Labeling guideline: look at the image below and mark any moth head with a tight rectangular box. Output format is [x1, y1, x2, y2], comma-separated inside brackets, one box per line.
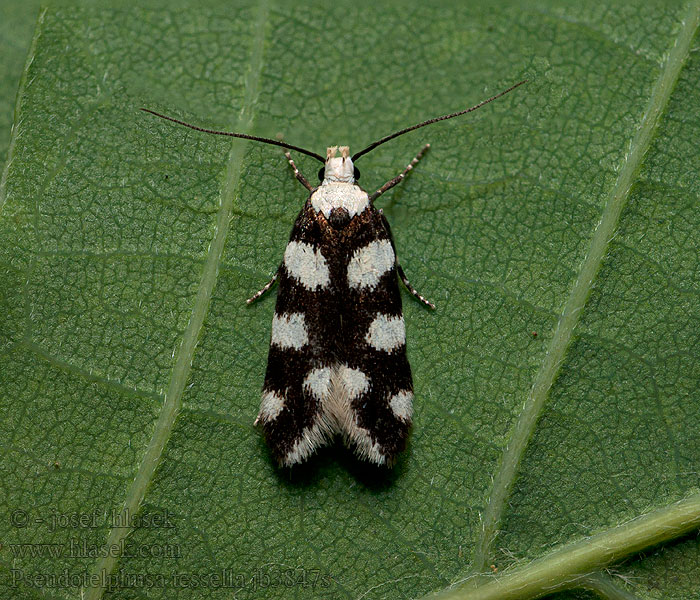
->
[319, 146, 360, 184]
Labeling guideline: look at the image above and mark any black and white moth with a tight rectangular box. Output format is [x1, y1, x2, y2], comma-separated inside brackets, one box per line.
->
[142, 80, 525, 467]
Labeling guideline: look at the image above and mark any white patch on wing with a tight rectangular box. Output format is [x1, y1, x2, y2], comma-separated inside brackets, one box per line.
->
[283, 418, 333, 466]
[257, 390, 285, 423]
[320, 364, 386, 464]
[389, 390, 413, 421]
[365, 314, 405, 352]
[324, 365, 367, 428]
[286, 363, 392, 466]
[347, 239, 395, 289]
[284, 366, 338, 466]
[284, 241, 330, 290]
[311, 183, 369, 219]
[271, 312, 308, 350]
[349, 435, 387, 465]
[335, 365, 369, 399]
[303, 367, 333, 401]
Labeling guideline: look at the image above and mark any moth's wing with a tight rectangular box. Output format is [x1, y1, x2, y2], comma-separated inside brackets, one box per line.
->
[255, 203, 339, 466]
[332, 206, 413, 466]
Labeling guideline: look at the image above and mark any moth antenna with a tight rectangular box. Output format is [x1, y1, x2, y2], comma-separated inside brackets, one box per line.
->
[351, 79, 527, 161]
[140, 108, 326, 163]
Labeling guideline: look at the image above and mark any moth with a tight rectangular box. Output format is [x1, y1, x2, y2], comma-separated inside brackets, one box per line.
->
[142, 80, 525, 467]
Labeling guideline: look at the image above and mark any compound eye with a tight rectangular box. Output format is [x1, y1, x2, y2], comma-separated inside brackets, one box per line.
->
[317, 167, 325, 182]
[353, 166, 361, 180]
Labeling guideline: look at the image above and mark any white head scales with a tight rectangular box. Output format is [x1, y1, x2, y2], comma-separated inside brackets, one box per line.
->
[322, 146, 355, 184]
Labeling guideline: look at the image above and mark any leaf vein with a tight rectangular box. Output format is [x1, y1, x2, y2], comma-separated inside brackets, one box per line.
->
[470, 0, 700, 578]
[81, 2, 271, 597]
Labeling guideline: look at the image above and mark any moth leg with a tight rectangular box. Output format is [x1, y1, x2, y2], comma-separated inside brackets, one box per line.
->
[369, 143, 430, 202]
[246, 270, 279, 305]
[379, 211, 436, 310]
[284, 151, 314, 191]
[397, 264, 436, 310]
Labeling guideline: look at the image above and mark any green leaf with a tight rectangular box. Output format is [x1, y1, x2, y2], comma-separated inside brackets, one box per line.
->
[1, 3, 699, 600]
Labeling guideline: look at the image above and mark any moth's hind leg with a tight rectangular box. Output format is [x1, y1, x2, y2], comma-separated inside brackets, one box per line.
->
[246, 270, 279, 305]
[378, 211, 436, 310]
[397, 264, 436, 310]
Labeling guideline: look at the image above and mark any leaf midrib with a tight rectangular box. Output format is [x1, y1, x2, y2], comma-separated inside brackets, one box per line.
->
[471, 0, 700, 580]
[437, 493, 700, 600]
[82, 2, 270, 598]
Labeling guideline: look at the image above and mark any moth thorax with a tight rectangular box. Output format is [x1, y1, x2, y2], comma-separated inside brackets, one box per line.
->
[323, 146, 354, 184]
